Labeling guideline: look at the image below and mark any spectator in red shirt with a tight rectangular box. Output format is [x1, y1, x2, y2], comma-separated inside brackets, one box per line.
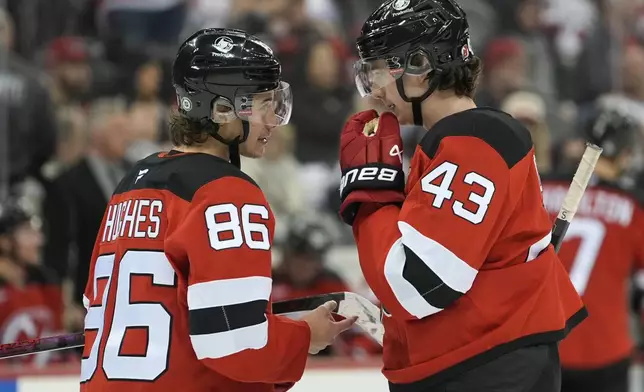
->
[0, 198, 69, 367]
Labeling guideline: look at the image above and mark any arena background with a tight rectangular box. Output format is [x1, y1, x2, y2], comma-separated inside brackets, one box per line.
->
[1, 0, 644, 390]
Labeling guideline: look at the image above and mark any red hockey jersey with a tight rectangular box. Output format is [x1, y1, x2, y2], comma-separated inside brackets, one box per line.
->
[0, 267, 65, 367]
[352, 108, 586, 390]
[542, 179, 644, 369]
[80, 151, 310, 392]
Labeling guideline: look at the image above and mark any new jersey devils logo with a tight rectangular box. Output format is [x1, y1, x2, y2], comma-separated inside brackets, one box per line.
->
[461, 44, 470, 60]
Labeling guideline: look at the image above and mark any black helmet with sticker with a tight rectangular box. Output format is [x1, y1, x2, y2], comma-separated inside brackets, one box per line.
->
[355, 0, 473, 125]
[284, 219, 334, 258]
[0, 199, 32, 237]
[585, 109, 639, 160]
[172, 28, 292, 167]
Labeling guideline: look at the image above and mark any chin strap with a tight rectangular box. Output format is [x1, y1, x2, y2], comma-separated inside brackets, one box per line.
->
[229, 143, 241, 168]
[395, 69, 443, 127]
[203, 119, 251, 169]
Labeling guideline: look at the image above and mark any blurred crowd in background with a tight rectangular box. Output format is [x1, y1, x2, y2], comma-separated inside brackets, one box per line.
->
[1, 0, 644, 365]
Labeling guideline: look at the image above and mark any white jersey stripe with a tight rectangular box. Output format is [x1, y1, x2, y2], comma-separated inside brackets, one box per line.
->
[187, 276, 272, 310]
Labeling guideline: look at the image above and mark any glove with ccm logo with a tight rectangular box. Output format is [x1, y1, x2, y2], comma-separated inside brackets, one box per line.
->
[339, 110, 405, 225]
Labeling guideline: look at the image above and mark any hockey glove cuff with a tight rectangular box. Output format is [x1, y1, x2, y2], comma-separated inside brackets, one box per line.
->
[339, 165, 405, 225]
[338, 110, 406, 226]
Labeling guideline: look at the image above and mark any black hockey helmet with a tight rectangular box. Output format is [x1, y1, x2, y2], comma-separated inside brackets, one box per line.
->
[284, 219, 334, 259]
[585, 109, 639, 160]
[355, 0, 473, 126]
[0, 199, 31, 236]
[172, 28, 293, 167]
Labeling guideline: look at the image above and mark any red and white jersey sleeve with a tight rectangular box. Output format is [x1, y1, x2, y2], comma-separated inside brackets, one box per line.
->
[166, 176, 310, 384]
[353, 110, 538, 321]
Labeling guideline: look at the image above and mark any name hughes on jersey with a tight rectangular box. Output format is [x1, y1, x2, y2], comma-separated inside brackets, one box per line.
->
[101, 199, 163, 243]
[542, 185, 634, 226]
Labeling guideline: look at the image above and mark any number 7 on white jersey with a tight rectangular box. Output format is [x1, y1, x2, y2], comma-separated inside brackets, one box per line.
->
[563, 217, 606, 296]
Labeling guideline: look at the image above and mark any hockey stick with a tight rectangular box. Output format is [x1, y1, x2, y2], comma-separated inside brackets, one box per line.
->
[0, 144, 602, 359]
[0, 293, 383, 359]
[549, 143, 603, 251]
[272, 291, 384, 345]
[0, 333, 85, 359]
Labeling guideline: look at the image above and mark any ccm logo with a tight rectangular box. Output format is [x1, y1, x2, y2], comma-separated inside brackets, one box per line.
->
[340, 167, 399, 195]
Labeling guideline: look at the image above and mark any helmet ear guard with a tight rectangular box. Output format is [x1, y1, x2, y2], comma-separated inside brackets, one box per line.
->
[405, 50, 433, 76]
[207, 96, 250, 168]
[394, 48, 443, 126]
[211, 98, 238, 125]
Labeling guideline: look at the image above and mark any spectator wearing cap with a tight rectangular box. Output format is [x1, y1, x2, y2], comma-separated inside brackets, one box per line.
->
[46, 36, 92, 108]
[475, 37, 528, 109]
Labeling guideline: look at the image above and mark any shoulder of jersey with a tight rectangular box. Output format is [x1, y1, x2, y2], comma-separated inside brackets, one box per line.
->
[114, 152, 259, 202]
[418, 107, 533, 168]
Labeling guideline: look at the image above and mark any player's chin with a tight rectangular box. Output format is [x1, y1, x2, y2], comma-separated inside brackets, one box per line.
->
[241, 143, 267, 159]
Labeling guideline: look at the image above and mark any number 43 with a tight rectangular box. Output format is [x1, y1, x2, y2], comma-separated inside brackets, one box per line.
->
[421, 161, 496, 224]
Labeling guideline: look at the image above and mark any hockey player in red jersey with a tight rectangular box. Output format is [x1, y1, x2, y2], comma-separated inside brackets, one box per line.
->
[0, 198, 66, 367]
[337, 1, 587, 391]
[541, 109, 644, 392]
[80, 28, 355, 392]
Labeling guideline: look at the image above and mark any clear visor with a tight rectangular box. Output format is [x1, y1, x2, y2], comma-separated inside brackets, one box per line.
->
[354, 53, 432, 97]
[354, 57, 403, 98]
[211, 81, 293, 126]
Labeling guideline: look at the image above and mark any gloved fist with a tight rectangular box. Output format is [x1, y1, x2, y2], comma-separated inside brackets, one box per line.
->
[339, 110, 405, 225]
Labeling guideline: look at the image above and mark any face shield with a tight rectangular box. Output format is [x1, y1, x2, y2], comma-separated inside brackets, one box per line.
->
[211, 81, 293, 126]
[354, 51, 433, 98]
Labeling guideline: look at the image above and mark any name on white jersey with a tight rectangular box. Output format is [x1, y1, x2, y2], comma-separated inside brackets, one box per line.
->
[101, 199, 163, 242]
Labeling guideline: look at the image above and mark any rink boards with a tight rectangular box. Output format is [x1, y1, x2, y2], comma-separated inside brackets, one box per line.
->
[0, 360, 389, 392]
[0, 360, 641, 392]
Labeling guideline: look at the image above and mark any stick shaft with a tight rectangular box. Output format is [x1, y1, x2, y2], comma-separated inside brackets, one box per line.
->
[550, 143, 603, 252]
[0, 295, 347, 359]
[0, 333, 84, 359]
